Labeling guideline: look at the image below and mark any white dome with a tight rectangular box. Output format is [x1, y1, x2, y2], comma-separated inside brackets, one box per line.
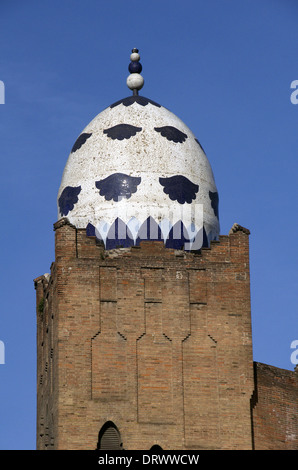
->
[57, 95, 219, 250]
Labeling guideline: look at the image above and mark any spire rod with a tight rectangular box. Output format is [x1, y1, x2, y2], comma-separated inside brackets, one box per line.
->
[126, 48, 144, 95]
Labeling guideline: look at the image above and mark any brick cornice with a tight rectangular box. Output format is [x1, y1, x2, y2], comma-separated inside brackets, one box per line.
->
[229, 223, 250, 236]
[53, 217, 76, 231]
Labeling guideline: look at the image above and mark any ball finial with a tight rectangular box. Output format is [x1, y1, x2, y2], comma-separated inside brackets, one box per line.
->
[127, 48, 144, 95]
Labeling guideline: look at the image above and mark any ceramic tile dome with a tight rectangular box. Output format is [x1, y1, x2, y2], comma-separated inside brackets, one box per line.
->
[57, 50, 219, 250]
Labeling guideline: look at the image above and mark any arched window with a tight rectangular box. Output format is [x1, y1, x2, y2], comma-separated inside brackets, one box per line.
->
[97, 421, 123, 450]
[150, 445, 163, 451]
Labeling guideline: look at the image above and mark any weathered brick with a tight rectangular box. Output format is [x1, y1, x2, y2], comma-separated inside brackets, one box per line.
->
[34, 219, 297, 450]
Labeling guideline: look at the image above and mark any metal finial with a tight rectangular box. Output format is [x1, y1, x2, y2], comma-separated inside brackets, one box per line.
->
[127, 48, 144, 96]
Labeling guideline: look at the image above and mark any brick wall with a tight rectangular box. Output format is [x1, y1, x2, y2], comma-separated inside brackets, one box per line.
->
[252, 362, 298, 449]
[35, 218, 256, 450]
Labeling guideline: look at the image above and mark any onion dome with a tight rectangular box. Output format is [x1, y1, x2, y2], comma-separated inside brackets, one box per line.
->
[57, 49, 219, 250]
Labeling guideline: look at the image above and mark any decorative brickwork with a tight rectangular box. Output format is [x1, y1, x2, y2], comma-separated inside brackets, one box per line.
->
[34, 218, 297, 450]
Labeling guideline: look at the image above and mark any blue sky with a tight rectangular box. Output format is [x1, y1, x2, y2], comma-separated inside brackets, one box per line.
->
[0, 0, 297, 450]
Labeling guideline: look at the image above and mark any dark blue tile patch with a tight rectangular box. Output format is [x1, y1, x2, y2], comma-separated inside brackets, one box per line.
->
[135, 217, 163, 245]
[103, 124, 142, 140]
[110, 96, 161, 109]
[88, 217, 207, 251]
[86, 223, 96, 237]
[71, 133, 92, 153]
[195, 138, 205, 153]
[105, 218, 134, 250]
[95, 173, 141, 202]
[159, 175, 199, 204]
[154, 126, 187, 143]
[165, 221, 191, 250]
[58, 186, 81, 217]
[209, 191, 219, 218]
[202, 226, 209, 248]
[186, 225, 209, 251]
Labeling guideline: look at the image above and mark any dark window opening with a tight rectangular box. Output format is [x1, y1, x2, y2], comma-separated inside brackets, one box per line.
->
[97, 421, 123, 450]
[150, 445, 163, 451]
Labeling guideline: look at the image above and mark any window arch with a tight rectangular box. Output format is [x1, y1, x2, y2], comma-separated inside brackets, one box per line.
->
[97, 421, 123, 450]
[150, 445, 163, 451]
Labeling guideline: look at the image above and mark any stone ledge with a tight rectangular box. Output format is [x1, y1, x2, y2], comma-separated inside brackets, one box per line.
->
[229, 223, 250, 236]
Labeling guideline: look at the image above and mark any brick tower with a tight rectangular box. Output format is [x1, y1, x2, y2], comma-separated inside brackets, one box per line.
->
[34, 50, 297, 450]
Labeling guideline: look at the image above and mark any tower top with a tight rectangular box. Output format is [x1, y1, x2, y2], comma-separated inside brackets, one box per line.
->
[57, 49, 220, 251]
[126, 48, 144, 96]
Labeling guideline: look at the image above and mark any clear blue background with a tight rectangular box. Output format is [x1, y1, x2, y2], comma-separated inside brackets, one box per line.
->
[0, 0, 297, 450]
